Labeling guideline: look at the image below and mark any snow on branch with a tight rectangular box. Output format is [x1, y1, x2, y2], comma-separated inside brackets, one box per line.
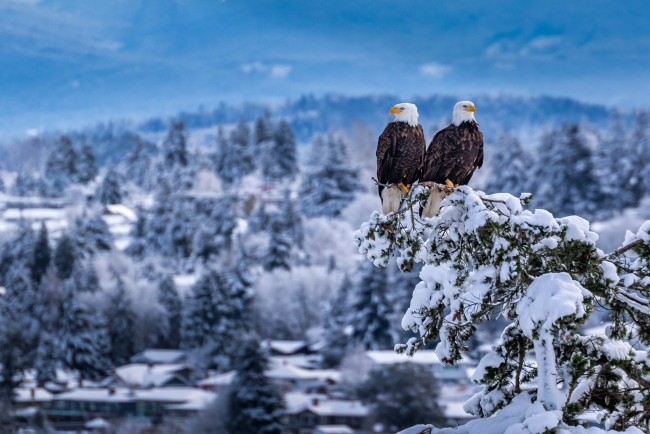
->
[355, 184, 650, 433]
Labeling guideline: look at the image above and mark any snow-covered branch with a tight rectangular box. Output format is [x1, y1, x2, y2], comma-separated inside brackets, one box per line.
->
[355, 186, 650, 433]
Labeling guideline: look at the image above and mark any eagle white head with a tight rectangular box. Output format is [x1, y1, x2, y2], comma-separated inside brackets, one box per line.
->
[389, 103, 419, 127]
[452, 101, 476, 126]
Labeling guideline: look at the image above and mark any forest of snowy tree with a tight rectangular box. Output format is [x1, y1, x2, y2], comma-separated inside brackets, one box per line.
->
[0, 94, 649, 432]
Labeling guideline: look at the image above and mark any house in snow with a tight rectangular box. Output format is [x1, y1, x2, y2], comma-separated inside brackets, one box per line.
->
[41, 387, 216, 430]
[102, 363, 194, 389]
[283, 392, 368, 434]
[130, 349, 187, 365]
[362, 350, 474, 385]
[263, 339, 313, 356]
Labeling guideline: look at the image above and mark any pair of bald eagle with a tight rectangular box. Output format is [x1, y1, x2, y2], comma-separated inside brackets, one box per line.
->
[376, 101, 483, 218]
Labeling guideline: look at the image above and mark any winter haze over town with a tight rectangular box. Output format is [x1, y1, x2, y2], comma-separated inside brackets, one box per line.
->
[0, 1, 649, 433]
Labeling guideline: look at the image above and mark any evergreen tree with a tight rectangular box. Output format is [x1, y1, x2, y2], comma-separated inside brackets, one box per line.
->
[532, 124, 601, 218]
[76, 144, 98, 184]
[263, 220, 292, 272]
[484, 131, 533, 194]
[125, 136, 154, 188]
[11, 172, 35, 196]
[182, 270, 251, 368]
[594, 113, 639, 211]
[163, 120, 189, 168]
[71, 261, 100, 293]
[97, 167, 123, 205]
[105, 278, 136, 366]
[355, 363, 445, 432]
[74, 215, 113, 255]
[0, 224, 34, 286]
[356, 184, 650, 431]
[193, 198, 237, 261]
[253, 111, 274, 155]
[157, 274, 182, 349]
[45, 135, 78, 195]
[227, 337, 285, 434]
[31, 223, 51, 285]
[215, 121, 255, 184]
[34, 335, 58, 387]
[54, 234, 76, 280]
[248, 201, 271, 233]
[60, 282, 109, 381]
[0, 176, 4, 193]
[320, 274, 352, 368]
[631, 110, 650, 197]
[0, 267, 38, 400]
[349, 263, 394, 350]
[275, 189, 304, 248]
[300, 134, 361, 217]
[262, 119, 297, 181]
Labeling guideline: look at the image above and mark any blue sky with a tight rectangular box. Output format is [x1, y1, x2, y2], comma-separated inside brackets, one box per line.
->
[1, 0, 649, 135]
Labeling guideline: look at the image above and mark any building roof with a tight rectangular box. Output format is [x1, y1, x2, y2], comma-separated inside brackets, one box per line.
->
[262, 339, 309, 355]
[113, 363, 191, 388]
[130, 349, 187, 364]
[365, 350, 442, 365]
[15, 387, 53, 402]
[197, 371, 236, 387]
[313, 425, 355, 434]
[284, 394, 368, 418]
[53, 387, 216, 407]
[266, 365, 341, 383]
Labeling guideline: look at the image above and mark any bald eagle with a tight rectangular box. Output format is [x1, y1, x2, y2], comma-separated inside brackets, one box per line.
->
[376, 103, 426, 214]
[420, 101, 484, 218]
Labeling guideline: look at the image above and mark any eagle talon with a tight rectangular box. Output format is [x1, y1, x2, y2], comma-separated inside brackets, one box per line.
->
[398, 182, 410, 193]
[445, 179, 455, 188]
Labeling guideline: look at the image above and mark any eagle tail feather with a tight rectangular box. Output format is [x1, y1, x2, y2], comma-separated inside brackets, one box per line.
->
[381, 187, 404, 215]
[421, 188, 446, 218]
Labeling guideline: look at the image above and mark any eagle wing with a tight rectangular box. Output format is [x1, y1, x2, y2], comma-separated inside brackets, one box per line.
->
[422, 123, 483, 185]
[376, 125, 397, 197]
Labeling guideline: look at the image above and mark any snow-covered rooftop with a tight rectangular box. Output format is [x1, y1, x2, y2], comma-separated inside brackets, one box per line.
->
[113, 363, 191, 388]
[197, 371, 236, 387]
[131, 349, 187, 364]
[365, 350, 441, 365]
[266, 365, 341, 382]
[314, 425, 355, 434]
[15, 387, 53, 402]
[262, 339, 309, 355]
[284, 393, 368, 417]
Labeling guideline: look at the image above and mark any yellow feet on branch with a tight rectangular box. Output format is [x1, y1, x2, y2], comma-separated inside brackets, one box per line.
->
[398, 182, 410, 193]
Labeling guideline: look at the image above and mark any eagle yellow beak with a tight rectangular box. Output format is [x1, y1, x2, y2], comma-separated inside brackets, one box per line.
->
[389, 106, 402, 114]
[466, 105, 476, 113]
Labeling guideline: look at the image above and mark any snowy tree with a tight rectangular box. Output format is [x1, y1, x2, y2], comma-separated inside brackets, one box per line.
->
[320, 274, 352, 368]
[631, 110, 650, 197]
[74, 215, 113, 256]
[349, 263, 395, 350]
[163, 120, 189, 169]
[124, 136, 154, 188]
[105, 277, 136, 366]
[31, 223, 51, 285]
[60, 282, 109, 381]
[484, 131, 533, 195]
[11, 172, 40, 196]
[355, 363, 445, 432]
[97, 167, 123, 205]
[53, 234, 76, 280]
[300, 133, 361, 218]
[355, 183, 650, 432]
[0, 223, 34, 286]
[45, 135, 77, 195]
[253, 111, 274, 156]
[34, 334, 58, 387]
[0, 267, 38, 400]
[76, 143, 98, 184]
[275, 189, 305, 248]
[532, 124, 601, 219]
[182, 270, 252, 368]
[263, 220, 292, 272]
[227, 337, 285, 434]
[262, 119, 297, 181]
[215, 121, 255, 184]
[192, 198, 237, 261]
[0, 176, 4, 193]
[157, 274, 182, 349]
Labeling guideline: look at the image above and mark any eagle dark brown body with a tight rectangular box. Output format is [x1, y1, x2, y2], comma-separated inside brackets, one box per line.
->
[376, 122, 426, 198]
[421, 120, 484, 186]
